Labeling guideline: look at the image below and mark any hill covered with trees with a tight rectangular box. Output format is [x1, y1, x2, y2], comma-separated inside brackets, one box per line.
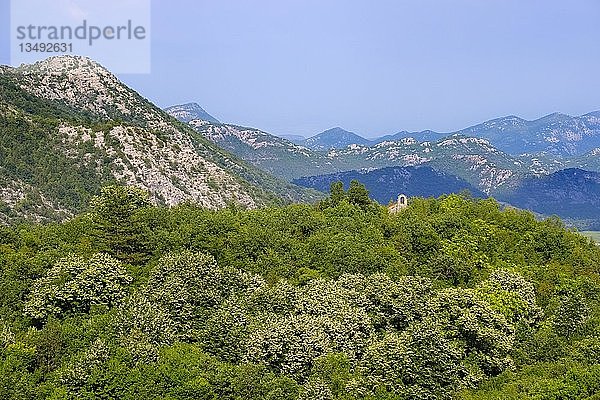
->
[1, 184, 600, 399]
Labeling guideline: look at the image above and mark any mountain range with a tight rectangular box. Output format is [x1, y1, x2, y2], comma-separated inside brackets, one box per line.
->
[166, 102, 600, 227]
[299, 112, 600, 157]
[170, 110, 537, 194]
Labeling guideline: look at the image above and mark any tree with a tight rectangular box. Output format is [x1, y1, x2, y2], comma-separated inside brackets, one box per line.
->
[23, 253, 132, 321]
[144, 250, 262, 339]
[329, 181, 346, 207]
[356, 325, 467, 399]
[89, 185, 152, 264]
[347, 180, 372, 210]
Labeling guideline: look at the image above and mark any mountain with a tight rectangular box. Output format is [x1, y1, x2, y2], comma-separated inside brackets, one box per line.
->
[566, 147, 600, 173]
[178, 120, 353, 180]
[499, 168, 600, 226]
[0, 56, 317, 223]
[376, 112, 600, 157]
[457, 112, 600, 157]
[303, 127, 372, 150]
[172, 112, 529, 193]
[293, 165, 486, 204]
[166, 104, 600, 206]
[163, 103, 220, 123]
[294, 165, 600, 228]
[324, 135, 531, 194]
[375, 129, 444, 144]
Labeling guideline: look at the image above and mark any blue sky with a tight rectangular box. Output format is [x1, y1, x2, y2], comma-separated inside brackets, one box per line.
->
[2, 0, 600, 138]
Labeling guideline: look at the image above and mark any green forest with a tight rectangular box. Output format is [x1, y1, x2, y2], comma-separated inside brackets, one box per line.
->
[1, 183, 600, 399]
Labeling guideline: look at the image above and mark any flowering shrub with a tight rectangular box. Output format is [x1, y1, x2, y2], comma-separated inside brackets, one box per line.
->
[24, 253, 132, 320]
[144, 250, 261, 339]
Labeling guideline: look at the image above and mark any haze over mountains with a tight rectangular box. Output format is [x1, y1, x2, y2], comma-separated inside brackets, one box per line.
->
[163, 100, 600, 159]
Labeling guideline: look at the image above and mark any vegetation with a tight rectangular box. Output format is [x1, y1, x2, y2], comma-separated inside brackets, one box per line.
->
[1, 183, 600, 399]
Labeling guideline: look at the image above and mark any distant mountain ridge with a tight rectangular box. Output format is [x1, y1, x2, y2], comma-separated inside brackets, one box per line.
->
[162, 102, 600, 228]
[293, 166, 485, 204]
[166, 100, 600, 162]
[303, 127, 372, 150]
[170, 108, 531, 193]
[499, 168, 600, 227]
[299, 112, 600, 157]
[455, 112, 600, 157]
[380, 112, 600, 157]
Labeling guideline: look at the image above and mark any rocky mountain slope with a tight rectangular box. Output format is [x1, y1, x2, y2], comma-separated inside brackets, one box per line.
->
[174, 118, 530, 193]
[297, 111, 600, 158]
[163, 102, 220, 123]
[457, 112, 600, 157]
[0, 56, 317, 223]
[163, 102, 600, 227]
[171, 107, 533, 195]
[324, 135, 530, 194]
[170, 119, 354, 180]
[566, 147, 600, 172]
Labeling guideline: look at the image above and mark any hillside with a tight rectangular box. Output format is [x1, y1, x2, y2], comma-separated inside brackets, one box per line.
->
[293, 112, 600, 158]
[165, 106, 600, 226]
[293, 165, 486, 204]
[1, 188, 600, 399]
[0, 56, 318, 223]
[566, 147, 600, 173]
[326, 135, 529, 194]
[171, 110, 532, 195]
[166, 116, 354, 180]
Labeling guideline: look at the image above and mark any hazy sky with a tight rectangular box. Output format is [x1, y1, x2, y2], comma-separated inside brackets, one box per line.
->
[2, 0, 600, 138]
